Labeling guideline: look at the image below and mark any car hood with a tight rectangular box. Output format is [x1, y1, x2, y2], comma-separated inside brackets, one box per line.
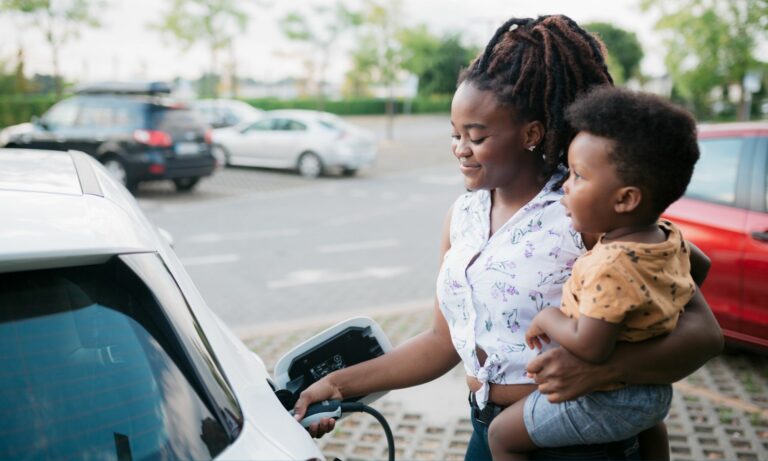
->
[0, 122, 34, 146]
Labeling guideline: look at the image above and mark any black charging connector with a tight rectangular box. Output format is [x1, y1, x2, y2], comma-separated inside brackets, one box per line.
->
[293, 400, 395, 461]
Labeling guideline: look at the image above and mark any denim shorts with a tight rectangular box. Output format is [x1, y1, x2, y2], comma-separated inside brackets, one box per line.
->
[523, 384, 672, 447]
[466, 409, 640, 461]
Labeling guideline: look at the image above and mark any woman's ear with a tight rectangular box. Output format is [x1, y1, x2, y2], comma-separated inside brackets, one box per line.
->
[614, 186, 643, 214]
[524, 120, 545, 149]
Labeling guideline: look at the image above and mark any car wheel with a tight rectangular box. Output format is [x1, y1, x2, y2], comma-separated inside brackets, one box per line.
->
[102, 156, 136, 191]
[212, 144, 229, 167]
[297, 152, 323, 178]
[174, 177, 200, 192]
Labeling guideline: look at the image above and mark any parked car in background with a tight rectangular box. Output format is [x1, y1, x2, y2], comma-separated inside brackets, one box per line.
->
[0, 148, 324, 460]
[4, 82, 216, 193]
[212, 109, 377, 178]
[191, 99, 265, 129]
[663, 121, 768, 352]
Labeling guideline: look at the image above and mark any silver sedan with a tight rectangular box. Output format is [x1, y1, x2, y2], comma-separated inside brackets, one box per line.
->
[212, 109, 377, 178]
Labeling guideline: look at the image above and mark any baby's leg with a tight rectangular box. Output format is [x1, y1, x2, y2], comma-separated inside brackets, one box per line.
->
[639, 422, 669, 461]
[488, 398, 535, 461]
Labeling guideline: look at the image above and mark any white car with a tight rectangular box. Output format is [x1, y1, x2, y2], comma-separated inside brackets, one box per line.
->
[0, 148, 324, 460]
[212, 110, 377, 178]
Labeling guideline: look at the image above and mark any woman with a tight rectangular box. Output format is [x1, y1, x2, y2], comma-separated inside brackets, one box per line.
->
[293, 15, 723, 460]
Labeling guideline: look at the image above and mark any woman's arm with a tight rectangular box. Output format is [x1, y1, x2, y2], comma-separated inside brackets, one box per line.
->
[293, 206, 461, 436]
[526, 289, 723, 402]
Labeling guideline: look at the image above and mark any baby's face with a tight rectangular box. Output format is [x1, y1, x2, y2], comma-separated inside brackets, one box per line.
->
[561, 131, 626, 234]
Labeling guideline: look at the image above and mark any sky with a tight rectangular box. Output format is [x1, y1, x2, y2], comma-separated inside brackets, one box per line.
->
[0, 0, 667, 85]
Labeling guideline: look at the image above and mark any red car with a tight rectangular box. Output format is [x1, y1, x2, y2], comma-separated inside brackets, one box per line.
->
[663, 121, 768, 351]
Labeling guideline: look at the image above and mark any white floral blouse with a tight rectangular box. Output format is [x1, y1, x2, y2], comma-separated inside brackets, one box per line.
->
[436, 173, 585, 408]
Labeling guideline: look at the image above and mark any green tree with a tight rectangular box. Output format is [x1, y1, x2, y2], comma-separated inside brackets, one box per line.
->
[584, 22, 644, 84]
[153, 0, 251, 97]
[641, 0, 767, 119]
[280, 1, 363, 109]
[344, 0, 403, 138]
[0, 0, 103, 97]
[398, 25, 476, 95]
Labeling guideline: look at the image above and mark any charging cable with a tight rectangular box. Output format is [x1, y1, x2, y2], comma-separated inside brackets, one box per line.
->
[295, 400, 395, 461]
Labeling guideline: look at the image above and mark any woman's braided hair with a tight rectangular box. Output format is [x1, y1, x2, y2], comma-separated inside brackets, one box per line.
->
[459, 15, 613, 177]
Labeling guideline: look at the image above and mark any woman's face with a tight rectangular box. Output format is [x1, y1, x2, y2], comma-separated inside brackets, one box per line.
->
[450, 82, 536, 191]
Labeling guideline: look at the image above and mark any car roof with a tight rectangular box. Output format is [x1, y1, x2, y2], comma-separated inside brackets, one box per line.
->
[698, 121, 768, 138]
[0, 148, 158, 272]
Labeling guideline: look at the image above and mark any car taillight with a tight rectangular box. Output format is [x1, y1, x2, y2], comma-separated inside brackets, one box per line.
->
[133, 129, 173, 147]
[204, 129, 213, 144]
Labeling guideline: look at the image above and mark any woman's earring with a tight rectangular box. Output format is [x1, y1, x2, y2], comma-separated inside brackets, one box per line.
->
[527, 145, 536, 152]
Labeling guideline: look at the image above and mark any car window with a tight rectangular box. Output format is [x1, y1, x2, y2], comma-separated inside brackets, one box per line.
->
[0, 255, 241, 460]
[273, 119, 306, 131]
[73, 98, 144, 130]
[245, 118, 275, 132]
[686, 137, 743, 205]
[43, 99, 79, 130]
[152, 108, 206, 134]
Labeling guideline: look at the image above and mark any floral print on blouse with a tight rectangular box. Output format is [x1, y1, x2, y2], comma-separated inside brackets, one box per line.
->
[436, 172, 585, 408]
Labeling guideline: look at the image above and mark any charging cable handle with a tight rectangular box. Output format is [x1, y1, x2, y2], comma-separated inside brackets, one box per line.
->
[296, 400, 396, 461]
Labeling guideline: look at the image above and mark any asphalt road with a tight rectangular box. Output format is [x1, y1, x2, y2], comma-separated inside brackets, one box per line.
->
[138, 114, 465, 329]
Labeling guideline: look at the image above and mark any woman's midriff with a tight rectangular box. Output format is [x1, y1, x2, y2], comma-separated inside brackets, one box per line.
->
[466, 376, 537, 406]
[470, 346, 537, 406]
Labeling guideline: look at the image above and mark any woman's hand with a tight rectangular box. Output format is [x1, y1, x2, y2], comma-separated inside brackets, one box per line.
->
[525, 346, 617, 403]
[292, 377, 343, 438]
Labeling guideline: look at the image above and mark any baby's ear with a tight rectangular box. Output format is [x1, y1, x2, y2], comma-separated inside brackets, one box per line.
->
[614, 186, 643, 214]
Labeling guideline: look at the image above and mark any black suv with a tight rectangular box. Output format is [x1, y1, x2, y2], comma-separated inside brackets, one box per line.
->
[6, 82, 215, 192]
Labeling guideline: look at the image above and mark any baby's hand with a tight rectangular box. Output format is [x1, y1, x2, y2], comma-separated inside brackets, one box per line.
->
[525, 318, 550, 351]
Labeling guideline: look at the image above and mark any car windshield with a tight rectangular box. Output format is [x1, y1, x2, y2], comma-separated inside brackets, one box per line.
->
[0, 254, 241, 461]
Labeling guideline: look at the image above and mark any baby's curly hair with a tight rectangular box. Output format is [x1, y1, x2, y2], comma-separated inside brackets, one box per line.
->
[566, 87, 699, 214]
[459, 15, 614, 178]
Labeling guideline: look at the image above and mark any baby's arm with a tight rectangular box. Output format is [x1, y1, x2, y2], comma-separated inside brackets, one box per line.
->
[688, 241, 710, 286]
[526, 309, 621, 363]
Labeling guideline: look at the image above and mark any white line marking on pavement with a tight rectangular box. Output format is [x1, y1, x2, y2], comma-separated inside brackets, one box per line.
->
[184, 229, 300, 243]
[267, 265, 411, 289]
[181, 254, 241, 266]
[317, 239, 399, 254]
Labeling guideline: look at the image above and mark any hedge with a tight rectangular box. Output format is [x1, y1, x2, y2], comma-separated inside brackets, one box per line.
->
[0, 94, 452, 129]
[243, 95, 452, 115]
[0, 95, 60, 128]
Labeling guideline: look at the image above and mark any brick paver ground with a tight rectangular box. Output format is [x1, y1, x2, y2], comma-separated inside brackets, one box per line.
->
[244, 306, 768, 461]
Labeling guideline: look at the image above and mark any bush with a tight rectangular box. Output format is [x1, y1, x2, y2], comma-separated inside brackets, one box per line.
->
[0, 95, 59, 128]
[243, 95, 451, 115]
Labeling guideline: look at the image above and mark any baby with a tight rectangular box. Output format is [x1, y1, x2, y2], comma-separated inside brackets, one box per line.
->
[488, 86, 702, 460]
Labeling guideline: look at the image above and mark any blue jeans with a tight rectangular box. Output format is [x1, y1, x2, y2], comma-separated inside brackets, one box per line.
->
[465, 409, 641, 461]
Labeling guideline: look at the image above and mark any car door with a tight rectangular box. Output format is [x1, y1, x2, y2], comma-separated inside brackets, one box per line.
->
[271, 118, 309, 167]
[228, 118, 276, 165]
[664, 135, 750, 336]
[741, 136, 768, 348]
